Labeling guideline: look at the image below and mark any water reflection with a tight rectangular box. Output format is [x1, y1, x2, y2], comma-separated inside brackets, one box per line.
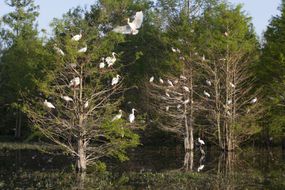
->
[0, 145, 284, 189]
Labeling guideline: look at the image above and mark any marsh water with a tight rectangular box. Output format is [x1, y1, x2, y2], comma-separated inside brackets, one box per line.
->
[0, 144, 284, 189]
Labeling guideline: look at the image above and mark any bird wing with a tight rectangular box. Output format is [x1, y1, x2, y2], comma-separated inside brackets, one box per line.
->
[112, 25, 132, 34]
[132, 11, 143, 29]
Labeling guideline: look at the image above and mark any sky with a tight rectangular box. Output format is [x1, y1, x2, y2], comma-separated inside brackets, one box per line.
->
[0, 0, 281, 37]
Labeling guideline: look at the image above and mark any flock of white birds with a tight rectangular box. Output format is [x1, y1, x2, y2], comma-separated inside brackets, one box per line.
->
[45, 11, 145, 124]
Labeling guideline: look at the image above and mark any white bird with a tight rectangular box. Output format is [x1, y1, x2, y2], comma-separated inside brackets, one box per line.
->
[227, 99, 232, 104]
[167, 79, 174, 87]
[224, 31, 229, 37]
[99, 58, 105, 69]
[159, 78, 164, 84]
[198, 137, 205, 145]
[197, 164, 205, 172]
[44, 99, 55, 109]
[202, 55, 206, 61]
[129, 108, 136, 123]
[171, 47, 177, 52]
[183, 86, 190, 92]
[206, 79, 211, 86]
[203, 90, 210, 98]
[71, 32, 82, 41]
[176, 48, 181, 53]
[250, 97, 257, 104]
[61, 96, 73, 102]
[180, 75, 187, 80]
[229, 82, 235, 88]
[78, 45, 87, 53]
[173, 79, 179, 84]
[106, 52, 117, 67]
[70, 63, 77, 68]
[84, 101, 89, 108]
[165, 89, 170, 98]
[113, 11, 144, 35]
[166, 106, 169, 111]
[54, 44, 65, 56]
[111, 74, 120, 86]
[149, 76, 154, 83]
[183, 99, 190, 104]
[112, 109, 123, 121]
[177, 104, 182, 109]
[69, 77, 80, 87]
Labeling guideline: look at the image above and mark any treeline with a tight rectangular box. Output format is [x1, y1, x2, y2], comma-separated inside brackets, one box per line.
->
[0, 0, 284, 151]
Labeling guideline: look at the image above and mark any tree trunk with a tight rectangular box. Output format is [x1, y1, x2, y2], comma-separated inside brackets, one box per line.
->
[77, 138, 87, 172]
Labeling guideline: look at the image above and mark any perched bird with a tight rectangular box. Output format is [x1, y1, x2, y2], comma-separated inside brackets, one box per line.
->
[149, 76, 154, 83]
[250, 97, 257, 104]
[166, 106, 169, 111]
[54, 44, 65, 56]
[78, 45, 87, 53]
[71, 32, 82, 41]
[99, 58, 105, 69]
[202, 55, 206, 61]
[129, 108, 136, 123]
[197, 164, 205, 172]
[183, 86, 190, 92]
[106, 52, 117, 67]
[167, 79, 174, 87]
[165, 89, 170, 98]
[159, 78, 164, 84]
[203, 90, 211, 98]
[84, 101, 89, 108]
[61, 96, 73, 102]
[227, 99, 232, 104]
[44, 100, 55, 109]
[69, 77, 80, 87]
[206, 79, 211, 86]
[227, 111, 231, 116]
[70, 63, 77, 68]
[113, 11, 144, 35]
[177, 104, 182, 109]
[112, 110, 123, 121]
[224, 31, 229, 37]
[180, 75, 187, 80]
[171, 47, 177, 52]
[173, 79, 179, 84]
[198, 137, 205, 145]
[111, 74, 120, 86]
[183, 99, 190, 104]
[229, 82, 235, 88]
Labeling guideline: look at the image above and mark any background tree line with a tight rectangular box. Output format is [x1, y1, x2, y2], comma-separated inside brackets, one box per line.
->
[0, 0, 284, 166]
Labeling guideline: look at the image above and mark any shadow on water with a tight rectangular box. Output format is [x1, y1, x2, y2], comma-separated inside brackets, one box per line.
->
[0, 145, 284, 189]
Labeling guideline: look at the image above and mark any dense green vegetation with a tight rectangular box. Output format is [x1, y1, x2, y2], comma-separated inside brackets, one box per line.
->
[0, 0, 284, 171]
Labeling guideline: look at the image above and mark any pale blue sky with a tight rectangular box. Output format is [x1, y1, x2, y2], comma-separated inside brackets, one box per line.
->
[0, 0, 281, 37]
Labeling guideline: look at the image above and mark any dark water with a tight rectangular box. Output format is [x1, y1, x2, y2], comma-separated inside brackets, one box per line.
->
[0, 144, 284, 189]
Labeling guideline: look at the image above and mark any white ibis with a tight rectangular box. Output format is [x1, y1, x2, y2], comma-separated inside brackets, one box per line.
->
[99, 58, 105, 69]
[183, 86, 190, 92]
[84, 101, 89, 108]
[113, 11, 143, 35]
[183, 99, 190, 104]
[149, 76, 154, 83]
[129, 108, 136, 123]
[202, 55, 206, 61]
[203, 90, 210, 98]
[197, 164, 205, 172]
[229, 82, 235, 88]
[206, 79, 211, 86]
[44, 100, 55, 109]
[69, 77, 80, 87]
[227, 99, 232, 104]
[165, 89, 170, 98]
[78, 45, 87, 53]
[112, 110, 123, 121]
[159, 78, 164, 84]
[180, 75, 187, 80]
[198, 137, 205, 145]
[177, 104, 182, 109]
[166, 106, 169, 111]
[173, 79, 179, 84]
[54, 44, 65, 56]
[71, 32, 82, 41]
[171, 47, 177, 52]
[106, 52, 117, 67]
[167, 79, 174, 87]
[61, 96, 73, 102]
[224, 31, 229, 37]
[111, 74, 120, 86]
[250, 97, 257, 104]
